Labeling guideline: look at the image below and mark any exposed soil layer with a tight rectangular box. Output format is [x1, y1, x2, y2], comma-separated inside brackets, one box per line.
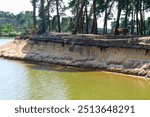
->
[1, 34, 150, 78]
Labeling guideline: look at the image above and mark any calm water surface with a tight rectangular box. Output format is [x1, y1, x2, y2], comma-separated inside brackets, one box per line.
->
[0, 38, 14, 46]
[0, 38, 150, 100]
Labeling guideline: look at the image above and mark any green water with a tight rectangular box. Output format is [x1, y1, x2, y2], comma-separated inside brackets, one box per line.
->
[0, 39, 150, 100]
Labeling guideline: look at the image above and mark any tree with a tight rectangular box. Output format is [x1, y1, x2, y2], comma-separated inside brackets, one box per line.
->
[56, 0, 61, 32]
[61, 17, 74, 32]
[124, 0, 130, 29]
[45, 0, 53, 31]
[85, 1, 89, 34]
[45, 0, 65, 32]
[28, 0, 150, 35]
[103, 0, 115, 34]
[16, 11, 33, 31]
[0, 27, 2, 35]
[72, 0, 86, 34]
[145, 17, 150, 35]
[130, 4, 135, 34]
[2, 23, 14, 35]
[114, 0, 123, 35]
[38, 0, 46, 33]
[91, 0, 98, 34]
[31, 0, 38, 29]
[51, 15, 57, 31]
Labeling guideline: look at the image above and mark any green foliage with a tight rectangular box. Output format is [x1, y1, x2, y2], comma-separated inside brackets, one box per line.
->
[0, 11, 33, 36]
[1, 0, 150, 35]
[145, 17, 150, 35]
[2, 23, 14, 34]
[97, 0, 105, 13]
[120, 18, 128, 28]
[0, 11, 16, 19]
[61, 17, 74, 32]
[30, 0, 38, 4]
[16, 11, 32, 32]
[0, 26, 2, 35]
[111, 20, 116, 30]
[68, 0, 77, 15]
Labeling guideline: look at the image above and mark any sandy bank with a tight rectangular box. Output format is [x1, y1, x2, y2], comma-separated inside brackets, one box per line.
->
[0, 34, 150, 78]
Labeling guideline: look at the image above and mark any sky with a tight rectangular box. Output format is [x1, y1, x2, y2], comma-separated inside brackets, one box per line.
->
[0, 0, 32, 14]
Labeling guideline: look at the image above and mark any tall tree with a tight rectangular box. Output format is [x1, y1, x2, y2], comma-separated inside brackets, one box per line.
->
[131, 7, 135, 34]
[91, 0, 98, 34]
[139, 0, 145, 35]
[16, 11, 33, 31]
[31, 0, 38, 29]
[85, 1, 89, 34]
[72, 0, 86, 34]
[56, 0, 61, 32]
[103, 0, 114, 34]
[46, 0, 51, 31]
[124, 0, 130, 29]
[135, 0, 140, 35]
[39, 0, 46, 33]
[114, 0, 123, 35]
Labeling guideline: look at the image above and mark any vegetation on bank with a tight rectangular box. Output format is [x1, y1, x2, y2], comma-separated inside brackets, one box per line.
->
[0, 11, 32, 37]
[1, 0, 150, 36]
[30, 0, 150, 35]
[0, 23, 20, 37]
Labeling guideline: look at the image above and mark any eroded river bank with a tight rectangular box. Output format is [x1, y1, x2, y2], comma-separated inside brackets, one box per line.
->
[0, 34, 150, 78]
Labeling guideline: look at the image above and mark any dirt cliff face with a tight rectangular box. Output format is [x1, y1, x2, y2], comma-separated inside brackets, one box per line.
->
[0, 34, 150, 78]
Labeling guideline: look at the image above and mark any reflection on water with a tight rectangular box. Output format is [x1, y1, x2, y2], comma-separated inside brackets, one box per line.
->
[0, 38, 150, 100]
[0, 59, 69, 100]
[0, 59, 29, 99]
[27, 65, 69, 100]
[0, 58, 150, 100]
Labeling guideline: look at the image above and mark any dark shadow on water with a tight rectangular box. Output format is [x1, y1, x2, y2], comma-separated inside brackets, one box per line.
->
[0, 58, 97, 73]
[25, 61, 97, 73]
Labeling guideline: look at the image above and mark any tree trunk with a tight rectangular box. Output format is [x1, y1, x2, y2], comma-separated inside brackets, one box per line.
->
[78, 8, 83, 33]
[85, 3, 89, 34]
[47, 9, 51, 32]
[139, 9, 143, 35]
[142, 3, 146, 35]
[91, 0, 97, 34]
[76, 0, 80, 33]
[124, 1, 129, 28]
[40, 0, 46, 33]
[136, 11, 139, 35]
[103, 8, 108, 34]
[72, 0, 86, 34]
[139, 0, 144, 35]
[103, 1, 114, 34]
[131, 9, 135, 34]
[136, 1, 139, 35]
[56, 0, 61, 32]
[114, 1, 122, 35]
[33, 0, 36, 29]
[46, 0, 51, 31]
[81, 13, 84, 34]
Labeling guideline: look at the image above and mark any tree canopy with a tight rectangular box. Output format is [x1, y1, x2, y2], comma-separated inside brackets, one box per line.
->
[1, 0, 150, 35]
[30, 0, 150, 35]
